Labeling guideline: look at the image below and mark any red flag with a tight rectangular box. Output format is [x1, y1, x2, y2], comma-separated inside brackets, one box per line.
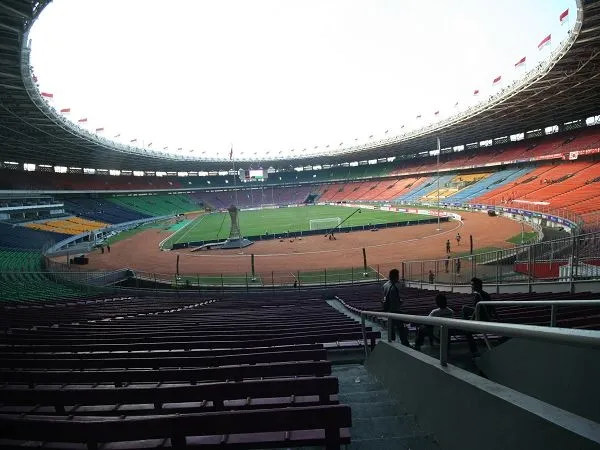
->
[473, 89, 480, 96]
[60, 108, 70, 113]
[559, 9, 569, 24]
[95, 127, 104, 132]
[492, 75, 502, 85]
[41, 92, 53, 98]
[538, 34, 551, 50]
[514, 56, 526, 68]
[77, 118, 87, 123]
[229, 145, 233, 160]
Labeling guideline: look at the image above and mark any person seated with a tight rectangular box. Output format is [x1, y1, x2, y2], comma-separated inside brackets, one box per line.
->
[414, 293, 454, 351]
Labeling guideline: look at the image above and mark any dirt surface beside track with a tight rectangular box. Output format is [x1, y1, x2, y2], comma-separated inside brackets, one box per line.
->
[67, 211, 530, 279]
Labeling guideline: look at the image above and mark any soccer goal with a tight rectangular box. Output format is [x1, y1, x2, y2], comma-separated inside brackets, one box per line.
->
[309, 217, 342, 231]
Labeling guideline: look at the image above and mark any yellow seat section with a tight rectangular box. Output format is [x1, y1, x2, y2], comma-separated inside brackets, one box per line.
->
[24, 217, 109, 235]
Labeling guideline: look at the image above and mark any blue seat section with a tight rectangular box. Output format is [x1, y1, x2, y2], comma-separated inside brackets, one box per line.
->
[63, 199, 150, 224]
[0, 223, 70, 250]
[445, 167, 533, 204]
[396, 175, 454, 203]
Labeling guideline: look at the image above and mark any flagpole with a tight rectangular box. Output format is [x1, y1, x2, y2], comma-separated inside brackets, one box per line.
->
[436, 137, 441, 231]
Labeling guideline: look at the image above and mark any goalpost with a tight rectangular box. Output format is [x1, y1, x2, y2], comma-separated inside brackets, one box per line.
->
[309, 217, 342, 231]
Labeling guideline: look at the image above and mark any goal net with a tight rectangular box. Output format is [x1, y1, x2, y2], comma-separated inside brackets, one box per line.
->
[309, 217, 342, 231]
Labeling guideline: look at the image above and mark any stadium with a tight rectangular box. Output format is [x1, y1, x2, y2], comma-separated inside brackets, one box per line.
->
[0, 0, 599, 449]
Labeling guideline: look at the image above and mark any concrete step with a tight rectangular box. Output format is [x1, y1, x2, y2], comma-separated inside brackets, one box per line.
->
[353, 414, 421, 439]
[350, 435, 440, 450]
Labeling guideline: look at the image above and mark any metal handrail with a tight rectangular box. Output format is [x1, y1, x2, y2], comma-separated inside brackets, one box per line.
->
[341, 300, 600, 367]
[476, 300, 600, 328]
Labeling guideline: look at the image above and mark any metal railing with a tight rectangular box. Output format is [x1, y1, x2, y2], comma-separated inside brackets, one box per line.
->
[340, 301, 600, 367]
[476, 300, 600, 328]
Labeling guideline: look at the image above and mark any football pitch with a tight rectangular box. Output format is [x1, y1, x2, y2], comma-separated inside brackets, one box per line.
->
[164, 205, 431, 247]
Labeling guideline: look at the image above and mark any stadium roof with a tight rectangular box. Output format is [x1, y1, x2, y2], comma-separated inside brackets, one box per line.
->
[0, 0, 599, 172]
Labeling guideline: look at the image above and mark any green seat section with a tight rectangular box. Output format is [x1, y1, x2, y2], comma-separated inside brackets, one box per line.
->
[109, 194, 199, 217]
[0, 248, 92, 303]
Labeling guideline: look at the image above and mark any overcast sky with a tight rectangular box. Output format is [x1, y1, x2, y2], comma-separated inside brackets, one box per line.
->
[29, 0, 575, 161]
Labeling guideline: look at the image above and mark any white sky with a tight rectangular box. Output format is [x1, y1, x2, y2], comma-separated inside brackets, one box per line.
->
[29, 0, 575, 161]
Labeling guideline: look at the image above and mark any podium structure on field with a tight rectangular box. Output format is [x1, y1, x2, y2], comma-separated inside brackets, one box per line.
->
[221, 205, 253, 249]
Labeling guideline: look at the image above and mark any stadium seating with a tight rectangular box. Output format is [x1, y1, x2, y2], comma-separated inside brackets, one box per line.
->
[0, 248, 92, 302]
[109, 193, 199, 216]
[62, 198, 150, 224]
[24, 217, 109, 235]
[0, 295, 376, 449]
[0, 223, 69, 250]
[446, 167, 531, 203]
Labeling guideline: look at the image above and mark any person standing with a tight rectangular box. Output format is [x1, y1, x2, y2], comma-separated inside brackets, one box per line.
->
[382, 268, 410, 346]
[446, 239, 451, 254]
[444, 255, 450, 273]
[456, 233, 461, 246]
[428, 270, 435, 284]
[462, 277, 495, 356]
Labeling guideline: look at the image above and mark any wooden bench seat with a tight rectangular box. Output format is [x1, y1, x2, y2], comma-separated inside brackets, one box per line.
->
[2, 325, 372, 343]
[0, 405, 352, 450]
[0, 376, 339, 415]
[0, 348, 327, 369]
[0, 360, 332, 387]
[0, 343, 323, 358]
[0, 331, 380, 353]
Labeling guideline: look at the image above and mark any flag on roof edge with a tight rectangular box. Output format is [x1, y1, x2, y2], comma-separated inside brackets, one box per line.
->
[559, 9, 569, 24]
[229, 145, 233, 160]
[95, 127, 104, 132]
[538, 34, 551, 50]
[130, 139, 137, 143]
[41, 92, 53, 98]
[77, 118, 87, 123]
[434, 111, 439, 115]
[492, 75, 502, 85]
[416, 115, 421, 119]
[114, 134, 120, 138]
[455, 101, 459, 106]
[514, 56, 526, 68]
[60, 108, 70, 113]
[473, 90, 479, 95]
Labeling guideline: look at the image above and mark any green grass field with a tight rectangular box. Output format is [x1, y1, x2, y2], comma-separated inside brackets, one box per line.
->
[163, 205, 431, 248]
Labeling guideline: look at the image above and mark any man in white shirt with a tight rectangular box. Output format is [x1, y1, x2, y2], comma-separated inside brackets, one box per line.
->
[414, 293, 454, 350]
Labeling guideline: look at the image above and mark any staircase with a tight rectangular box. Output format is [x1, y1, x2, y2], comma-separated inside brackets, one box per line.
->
[335, 364, 440, 449]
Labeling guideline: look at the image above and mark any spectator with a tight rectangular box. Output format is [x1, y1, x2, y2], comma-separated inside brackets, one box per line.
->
[428, 270, 435, 284]
[106, 244, 111, 253]
[414, 293, 454, 351]
[382, 268, 410, 347]
[444, 255, 450, 273]
[462, 277, 496, 356]
[455, 258, 461, 275]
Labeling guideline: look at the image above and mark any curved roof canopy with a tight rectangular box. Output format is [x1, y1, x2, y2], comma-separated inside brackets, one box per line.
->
[0, 0, 599, 172]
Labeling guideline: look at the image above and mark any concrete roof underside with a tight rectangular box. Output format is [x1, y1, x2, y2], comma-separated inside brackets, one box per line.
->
[0, 0, 599, 172]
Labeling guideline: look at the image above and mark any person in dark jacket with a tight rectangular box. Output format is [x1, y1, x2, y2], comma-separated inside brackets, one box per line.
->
[462, 277, 495, 355]
[382, 268, 410, 346]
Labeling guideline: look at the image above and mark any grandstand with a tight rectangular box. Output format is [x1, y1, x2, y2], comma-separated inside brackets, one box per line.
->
[0, 0, 599, 449]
